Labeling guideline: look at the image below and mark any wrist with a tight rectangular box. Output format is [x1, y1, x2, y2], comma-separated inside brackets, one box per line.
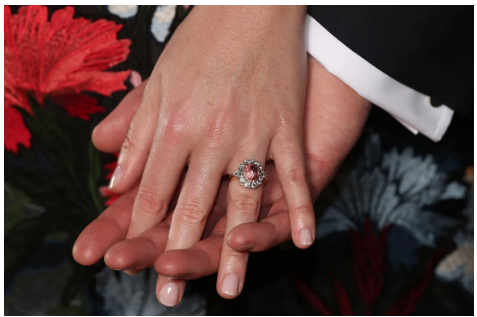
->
[193, 5, 307, 33]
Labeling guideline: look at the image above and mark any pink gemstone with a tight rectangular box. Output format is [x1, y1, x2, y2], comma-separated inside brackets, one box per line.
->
[244, 164, 259, 181]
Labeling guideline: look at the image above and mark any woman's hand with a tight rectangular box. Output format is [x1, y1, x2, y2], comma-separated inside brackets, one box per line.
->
[105, 6, 314, 304]
[75, 55, 371, 306]
[78, 80, 287, 273]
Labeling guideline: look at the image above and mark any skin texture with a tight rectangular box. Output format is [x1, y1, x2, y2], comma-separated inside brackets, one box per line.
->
[73, 56, 371, 306]
[104, 6, 317, 304]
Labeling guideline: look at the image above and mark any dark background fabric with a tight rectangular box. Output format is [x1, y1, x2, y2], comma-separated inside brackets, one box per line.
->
[308, 5, 474, 115]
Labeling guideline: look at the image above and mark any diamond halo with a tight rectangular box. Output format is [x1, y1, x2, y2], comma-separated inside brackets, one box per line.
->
[232, 159, 267, 189]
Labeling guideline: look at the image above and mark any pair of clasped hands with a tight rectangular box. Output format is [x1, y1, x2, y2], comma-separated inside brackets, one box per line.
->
[73, 6, 370, 307]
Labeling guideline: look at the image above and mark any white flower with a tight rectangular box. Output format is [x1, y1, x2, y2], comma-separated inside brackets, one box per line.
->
[435, 242, 474, 294]
[151, 5, 177, 42]
[315, 130, 466, 248]
[435, 189, 474, 294]
[108, 5, 138, 19]
[96, 268, 206, 315]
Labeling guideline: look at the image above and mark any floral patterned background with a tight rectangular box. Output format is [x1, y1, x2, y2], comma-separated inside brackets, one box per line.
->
[4, 5, 474, 315]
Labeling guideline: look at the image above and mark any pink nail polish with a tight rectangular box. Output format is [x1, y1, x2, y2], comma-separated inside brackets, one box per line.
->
[159, 282, 180, 307]
[109, 166, 122, 189]
[221, 274, 239, 296]
[300, 228, 313, 246]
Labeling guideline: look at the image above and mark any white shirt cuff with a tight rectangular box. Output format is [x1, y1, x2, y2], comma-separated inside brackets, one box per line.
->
[305, 15, 453, 142]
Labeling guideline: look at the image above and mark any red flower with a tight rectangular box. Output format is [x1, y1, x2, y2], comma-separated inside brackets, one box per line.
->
[99, 186, 119, 207]
[349, 219, 389, 314]
[100, 153, 120, 206]
[296, 219, 442, 315]
[4, 5, 131, 153]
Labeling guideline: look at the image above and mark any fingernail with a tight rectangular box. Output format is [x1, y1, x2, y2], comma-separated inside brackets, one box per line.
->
[116, 266, 136, 271]
[159, 282, 180, 307]
[109, 166, 122, 189]
[300, 228, 313, 246]
[235, 243, 255, 251]
[221, 274, 239, 296]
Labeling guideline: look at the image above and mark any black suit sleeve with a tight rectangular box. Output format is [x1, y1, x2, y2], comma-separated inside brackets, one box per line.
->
[308, 5, 473, 115]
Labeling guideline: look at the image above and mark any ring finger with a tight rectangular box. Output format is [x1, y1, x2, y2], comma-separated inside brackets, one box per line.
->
[217, 154, 267, 299]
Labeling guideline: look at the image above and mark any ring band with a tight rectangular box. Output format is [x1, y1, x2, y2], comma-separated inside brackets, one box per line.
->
[230, 159, 267, 189]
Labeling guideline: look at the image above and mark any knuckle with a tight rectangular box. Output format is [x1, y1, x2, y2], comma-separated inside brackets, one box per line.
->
[121, 129, 136, 153]
[135, 187, 166, 217]
[304, 151, 334, 168]
[292, 205, 313, 217]
[175, 201, 208, 226]
[274, 212, 291, 230]
[164, 115, 187, 141]
[276, 112, 300, 135]
[224, 248, 248, 261]
[204, 111, 231, 148]
[286, 168, 308, 187]
[230, 194, 259, 214]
